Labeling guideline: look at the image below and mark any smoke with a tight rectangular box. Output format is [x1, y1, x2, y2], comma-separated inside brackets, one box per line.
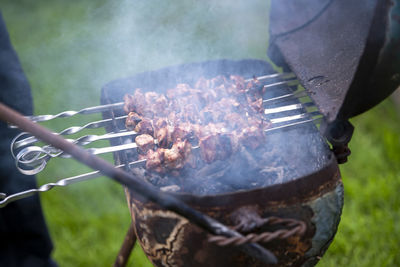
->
[11, 0, 270, 116]
[6, 1, 331, 192]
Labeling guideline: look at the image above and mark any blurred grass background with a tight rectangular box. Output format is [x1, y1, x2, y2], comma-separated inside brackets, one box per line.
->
[1, 0, 399, 266]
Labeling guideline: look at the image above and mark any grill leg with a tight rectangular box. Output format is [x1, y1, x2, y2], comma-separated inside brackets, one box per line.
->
[113, 223, 137, 267]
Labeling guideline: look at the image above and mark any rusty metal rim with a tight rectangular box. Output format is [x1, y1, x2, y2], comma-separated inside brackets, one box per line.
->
[136, 154, 340, 209]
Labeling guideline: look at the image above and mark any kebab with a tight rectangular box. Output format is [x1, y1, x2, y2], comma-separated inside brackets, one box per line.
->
[123, 75, 270, 174]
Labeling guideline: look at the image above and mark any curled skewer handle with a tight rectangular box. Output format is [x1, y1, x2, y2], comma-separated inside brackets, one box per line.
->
[15, 142, 141, 175]
[15, 146, 48, 175]
[12, 130, 137, 163]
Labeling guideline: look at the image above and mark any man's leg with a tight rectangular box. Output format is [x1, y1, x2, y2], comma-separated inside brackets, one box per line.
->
[0, 12, 56, 267]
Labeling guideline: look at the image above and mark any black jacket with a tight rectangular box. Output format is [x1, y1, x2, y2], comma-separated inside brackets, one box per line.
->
[0, 12, 55, 267]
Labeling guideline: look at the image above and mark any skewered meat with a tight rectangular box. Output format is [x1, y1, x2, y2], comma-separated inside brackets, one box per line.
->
[238, 126, 265, 150]
[142, 139, 192, 173]
[171, 122, 194, 142]
[143, 149, 165, 173]
[124, 74, 270, 173]
[134, 118, 154, 135]
[224, 113, 247, 129]
[249, 98, 263, 113]
[155, 126, 172, 148]
[199, 133, 232, 163]
[153, 94, 168, 116]
[125, 112, 142, 130]
[123, 94, 135, 114]
[135, 134, 155, 153]
[163, 139, 191, 170]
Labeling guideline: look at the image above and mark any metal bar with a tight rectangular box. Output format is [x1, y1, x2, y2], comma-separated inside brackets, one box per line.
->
[265, 117, 323, 133]
[264, 102, 314, 115]
[0, 102, 277, 265]
[262, 90, 309, 103]
[0, 159, 146, 207]
[244, 72, 294, 82]
[263, 79, 299, 89]
[270, 111, 321, 124]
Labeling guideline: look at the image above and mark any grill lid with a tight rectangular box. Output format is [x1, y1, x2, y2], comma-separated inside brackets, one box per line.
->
[268, 0, 400, 122]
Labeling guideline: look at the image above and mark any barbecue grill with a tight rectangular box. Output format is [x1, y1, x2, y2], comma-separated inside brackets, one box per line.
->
[1, 0, 399, 266]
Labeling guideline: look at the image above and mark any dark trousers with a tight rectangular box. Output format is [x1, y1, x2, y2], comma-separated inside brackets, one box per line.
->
[0, 13, 55, 267]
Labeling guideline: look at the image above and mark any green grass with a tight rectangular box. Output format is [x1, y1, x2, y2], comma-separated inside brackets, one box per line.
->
[1, 1, 400, 266]
[319, 101, 400, 267]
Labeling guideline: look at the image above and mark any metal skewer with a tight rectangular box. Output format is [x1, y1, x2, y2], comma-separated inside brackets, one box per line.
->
[263, 90, 309, 104]
[0, 158, 146, 208]
[19, 73, 296, 124]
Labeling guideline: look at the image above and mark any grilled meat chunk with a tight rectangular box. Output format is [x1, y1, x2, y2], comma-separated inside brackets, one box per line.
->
[123, 94, 135, 114]
[199, 133, 233, 163]
[163, 139, 191, 170]
[135, 134, 155, 153]
[239, 126, 265, 150]
[143, 149, 166, 173]
[124, 74, 270, 173]
[152, 94, 168, 116]
[142, 139, 192, 172]
[171, 122, 194, 142]
[134, 118, 154, 135]
[155, 126, 172, 148]
[125, 112, 142, 130]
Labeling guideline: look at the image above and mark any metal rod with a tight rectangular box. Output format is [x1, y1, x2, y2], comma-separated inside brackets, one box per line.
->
[245, 72, 295, 82]
[0, 102, 278, 265]
[269, 111, 321, 124]
[262, 90, 309, 104]
[264, 102, 314, 115]
[262, 79, 299, 89]
[0, 159, 147, 203]
[265, 117, 323, 132]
